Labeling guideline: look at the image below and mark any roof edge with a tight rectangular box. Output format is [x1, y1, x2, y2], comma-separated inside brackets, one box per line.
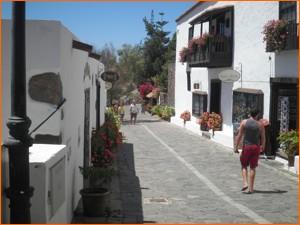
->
[175, 2, 203, 23]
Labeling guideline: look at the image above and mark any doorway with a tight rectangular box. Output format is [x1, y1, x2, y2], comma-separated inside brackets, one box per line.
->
[83, 88, 90, 187]
[210, 79, 221, 114]
[270, 78, 298, 151]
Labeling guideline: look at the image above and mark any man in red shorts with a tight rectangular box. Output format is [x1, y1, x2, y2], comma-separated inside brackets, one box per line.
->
[234, 108, 266, 194]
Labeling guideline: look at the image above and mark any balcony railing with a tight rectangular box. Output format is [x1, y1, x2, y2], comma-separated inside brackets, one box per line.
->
[266, 22, 299, 52]
[188, 36, 232, 68]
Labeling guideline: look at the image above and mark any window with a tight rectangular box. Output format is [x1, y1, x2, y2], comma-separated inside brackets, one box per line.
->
[216, 15, 225, 35]
[188, 27, 194, 41]
[187, 72, 191, 91]
[192, 92, 207, 116]
[279, 1, 296, 22]
[232, 88, 264, 123]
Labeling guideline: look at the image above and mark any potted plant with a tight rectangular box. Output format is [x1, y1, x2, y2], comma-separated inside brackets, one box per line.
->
[180, 110, 191, 125]
[161, 106, 175, 122]
[207, 112, 222, 135]
[198, 112, 209, 131]
[277, 130, 299, 167]
[262, 19, 289, 53]
[79, 166, 116, 217]
[79, 108, 121, 217]
[188, 37, 199, 54]
[198, 32, 212, 49]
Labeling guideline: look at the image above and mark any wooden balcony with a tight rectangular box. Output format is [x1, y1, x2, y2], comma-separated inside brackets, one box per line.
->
[188, 36, 232, 68]
[266, 22, 299, 52]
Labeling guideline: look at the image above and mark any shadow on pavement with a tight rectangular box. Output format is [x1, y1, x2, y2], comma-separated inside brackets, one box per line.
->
[251, 189, 287, 194]
[117, 143, 144, 223]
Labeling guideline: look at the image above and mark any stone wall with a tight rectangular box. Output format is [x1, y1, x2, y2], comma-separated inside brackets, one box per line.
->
[167, 62, 175, 107]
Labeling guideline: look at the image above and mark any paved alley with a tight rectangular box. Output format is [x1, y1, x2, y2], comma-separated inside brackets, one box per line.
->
[72, 105, 298, 224]
[117, 105, 298, 224]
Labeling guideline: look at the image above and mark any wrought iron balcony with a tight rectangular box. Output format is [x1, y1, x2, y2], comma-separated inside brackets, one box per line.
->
[266, 21, 299, 52]
[188, 35, 232, 68]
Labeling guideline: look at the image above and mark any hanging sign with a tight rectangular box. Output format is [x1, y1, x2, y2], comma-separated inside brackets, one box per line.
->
[100, 71, 119, 82]
[105, 82, 112, 90]
[218, 69, 240, 82]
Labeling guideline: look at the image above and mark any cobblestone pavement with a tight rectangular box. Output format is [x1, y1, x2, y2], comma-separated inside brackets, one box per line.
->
[72, 106, 298, 224]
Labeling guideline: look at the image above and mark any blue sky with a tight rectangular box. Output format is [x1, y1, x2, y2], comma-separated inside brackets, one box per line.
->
[1, 1, 196, 50]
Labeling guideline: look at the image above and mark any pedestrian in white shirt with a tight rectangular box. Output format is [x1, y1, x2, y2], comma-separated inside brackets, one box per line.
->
[130, 99, 139, 125]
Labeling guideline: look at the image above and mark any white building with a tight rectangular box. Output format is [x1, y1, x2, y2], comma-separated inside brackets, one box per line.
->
[2, 20, 107, 223]
[172, 1, 298, 152]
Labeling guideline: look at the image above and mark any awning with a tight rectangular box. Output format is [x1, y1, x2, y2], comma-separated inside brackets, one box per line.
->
[146, 92, 154, 98]
[233, 88, 263, 94]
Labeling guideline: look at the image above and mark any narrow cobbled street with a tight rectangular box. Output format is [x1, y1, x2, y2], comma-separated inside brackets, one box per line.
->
[117, 105, 298, 224]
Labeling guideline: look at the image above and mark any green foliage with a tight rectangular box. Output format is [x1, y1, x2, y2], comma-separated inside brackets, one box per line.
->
[117, 44, 146, 85]
[151, 104, 163, 117]
[142, 10, 171, 84]
[161, 106, 175, 120]
[277, 130, 299, 155]
[105, 107, 121, 129]
[97, 43, 117, 68]
[95, 11, 176, 94]
[151, 105, 175, 120]
[79, 166, 116, 189]
[107, 85, 125, 106]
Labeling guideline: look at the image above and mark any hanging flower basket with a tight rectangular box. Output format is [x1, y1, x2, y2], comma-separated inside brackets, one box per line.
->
[262, 19, 289, 53]
[179, 47, 189, 63]
[207, 112, 222, 130]
[198, 112, 209, 131]
[180, 110, 191, 123]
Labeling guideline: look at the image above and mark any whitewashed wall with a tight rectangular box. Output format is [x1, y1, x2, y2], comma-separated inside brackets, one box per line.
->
[173, 2, 298, 147]
[1, 20, 106, 223]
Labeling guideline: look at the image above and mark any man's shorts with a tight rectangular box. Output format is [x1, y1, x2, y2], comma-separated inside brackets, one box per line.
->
[240, 144, 260, 169]
[131, 113, 137, 119]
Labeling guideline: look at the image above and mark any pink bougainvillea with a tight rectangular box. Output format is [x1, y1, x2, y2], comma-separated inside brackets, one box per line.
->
[139, 82, 153, 100]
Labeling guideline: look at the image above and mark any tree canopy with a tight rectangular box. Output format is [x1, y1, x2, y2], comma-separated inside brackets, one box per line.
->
[97, 10, 177, 103]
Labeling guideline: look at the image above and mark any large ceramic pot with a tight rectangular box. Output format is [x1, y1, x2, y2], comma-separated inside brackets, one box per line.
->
[80, 188, 110, 217]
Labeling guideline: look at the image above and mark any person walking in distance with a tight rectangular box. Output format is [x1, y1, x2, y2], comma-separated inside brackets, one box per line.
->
[118, 102, 125, 124]
[130, 99, 139, 125]
[234, 108, 266, 194]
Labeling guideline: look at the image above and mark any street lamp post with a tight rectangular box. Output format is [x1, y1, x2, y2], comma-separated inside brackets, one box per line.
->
[4, 2, 34, 223]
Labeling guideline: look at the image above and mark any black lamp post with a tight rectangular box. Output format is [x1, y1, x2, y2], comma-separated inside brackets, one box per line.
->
[4, 2, 34, 223]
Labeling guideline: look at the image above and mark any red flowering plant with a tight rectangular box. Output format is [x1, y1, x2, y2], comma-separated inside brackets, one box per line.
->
[188, 37, 200, 53]
[198, 112, 209, 126]
[91, 109, 122, 167]
[207, 112, 222, 130]
[198, 32, 213, 49]
[179, 47, 189, 63]
[139, 82, 153, 100]
[262, 19, 289, 53]
[91, 127, 115, 167]
[187, 33, 213, 53]
[180, 110, 191, 122]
